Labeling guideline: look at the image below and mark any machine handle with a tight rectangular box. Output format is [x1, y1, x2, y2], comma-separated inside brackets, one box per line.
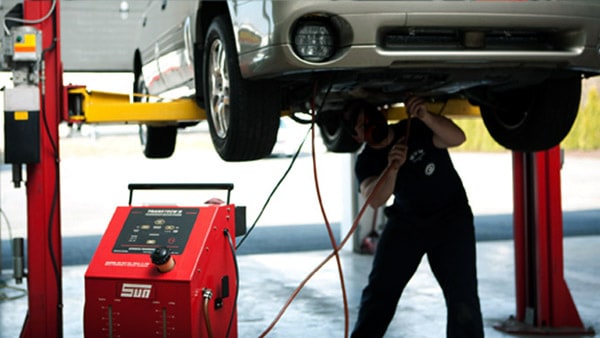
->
[127, 183, 234, 205]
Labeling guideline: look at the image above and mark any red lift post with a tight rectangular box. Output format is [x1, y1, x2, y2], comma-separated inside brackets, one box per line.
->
[495, 147, 595, 336]
[20, 0, 64, 337]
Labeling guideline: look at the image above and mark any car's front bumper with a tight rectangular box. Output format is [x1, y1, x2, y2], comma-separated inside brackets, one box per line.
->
[234, 0, 600, 79]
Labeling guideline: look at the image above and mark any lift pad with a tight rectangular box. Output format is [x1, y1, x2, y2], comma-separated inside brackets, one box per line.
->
[84, 202, 238, 337]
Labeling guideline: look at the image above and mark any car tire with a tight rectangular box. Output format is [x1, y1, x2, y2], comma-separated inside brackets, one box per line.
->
[141, 124, 178, 159]
[133, 72, 178, 158]
[476, 77, 581, 152]
[203, 15, 280, 161]
[318, 112, 361, 153]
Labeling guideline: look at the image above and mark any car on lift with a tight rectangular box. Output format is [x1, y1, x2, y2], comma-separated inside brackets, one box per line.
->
[133, 0, 600, 161]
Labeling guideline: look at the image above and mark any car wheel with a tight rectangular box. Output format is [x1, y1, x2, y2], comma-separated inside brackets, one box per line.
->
[133, 72, 177, 158]
[318, 112, 361, 153]
[140, 124, 177, 159]
[203, 15, 280, 161]
[475, 77, 581, 152]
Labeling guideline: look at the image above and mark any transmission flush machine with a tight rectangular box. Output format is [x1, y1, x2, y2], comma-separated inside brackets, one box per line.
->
[84, 183, 243, 337]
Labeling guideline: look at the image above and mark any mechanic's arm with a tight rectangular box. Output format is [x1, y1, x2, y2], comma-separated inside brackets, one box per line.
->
[360, 140, 407, 208]
[405, 96, 466, 148]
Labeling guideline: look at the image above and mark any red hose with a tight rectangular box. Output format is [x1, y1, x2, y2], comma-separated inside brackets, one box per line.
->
[259, 96, 412, 337]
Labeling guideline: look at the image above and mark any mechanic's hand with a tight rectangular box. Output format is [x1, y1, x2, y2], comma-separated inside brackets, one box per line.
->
[205, 197, 225, 205]
[405, 96, 428, 119]
[388, 137, 408, 170]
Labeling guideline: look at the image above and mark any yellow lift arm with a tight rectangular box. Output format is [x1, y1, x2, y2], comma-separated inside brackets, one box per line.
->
[65, 86, 479, 125]
[386, 99, 481, 121]
[66, 86, 205, 124]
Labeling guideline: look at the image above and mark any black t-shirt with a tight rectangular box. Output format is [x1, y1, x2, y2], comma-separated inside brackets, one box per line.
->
[355, 118, 469, 221]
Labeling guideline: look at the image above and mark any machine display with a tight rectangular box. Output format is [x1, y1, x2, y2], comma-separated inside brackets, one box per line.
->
[112, 207, 199, 255]
[84, 201, 238, 337]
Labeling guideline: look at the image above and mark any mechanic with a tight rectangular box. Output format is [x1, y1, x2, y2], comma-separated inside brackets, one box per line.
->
[346, 97, 484, 338]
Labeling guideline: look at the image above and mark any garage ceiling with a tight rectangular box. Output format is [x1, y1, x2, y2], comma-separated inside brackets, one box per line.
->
[3, 0, 149, 72]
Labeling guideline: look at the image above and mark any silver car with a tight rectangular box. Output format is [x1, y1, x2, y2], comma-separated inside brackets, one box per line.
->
[134, 0, 600, 160]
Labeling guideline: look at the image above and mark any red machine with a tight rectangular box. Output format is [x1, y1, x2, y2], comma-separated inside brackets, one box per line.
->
[84, 184, 240, 337]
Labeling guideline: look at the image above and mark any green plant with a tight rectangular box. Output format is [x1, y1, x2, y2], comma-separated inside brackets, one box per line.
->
[562, 87, 600, 150]
[454, 117, 505, 152]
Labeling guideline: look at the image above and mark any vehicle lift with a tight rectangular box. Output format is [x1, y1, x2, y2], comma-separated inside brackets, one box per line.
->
[1, 0, 594, 336]
[2, 1, 241, 337]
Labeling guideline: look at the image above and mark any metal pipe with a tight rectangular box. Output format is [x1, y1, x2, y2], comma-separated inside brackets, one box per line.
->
[13, 237, 24, 284]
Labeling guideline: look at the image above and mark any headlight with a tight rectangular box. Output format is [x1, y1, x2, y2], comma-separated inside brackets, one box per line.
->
[292, 20, 335, 62]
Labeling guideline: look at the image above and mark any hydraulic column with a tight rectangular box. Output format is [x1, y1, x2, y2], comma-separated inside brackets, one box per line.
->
[12, 1, 63, 337]
[495, 147, 595, 336]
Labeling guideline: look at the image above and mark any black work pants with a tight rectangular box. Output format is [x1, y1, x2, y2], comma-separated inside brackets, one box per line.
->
[351, 207, 484, 338]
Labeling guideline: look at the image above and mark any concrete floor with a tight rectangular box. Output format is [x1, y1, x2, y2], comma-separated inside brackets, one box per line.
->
[1, 237, 598, 337]
[1, 125, 599, 337]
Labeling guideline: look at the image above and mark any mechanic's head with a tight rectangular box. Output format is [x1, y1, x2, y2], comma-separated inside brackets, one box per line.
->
[343, 99, 388, 145]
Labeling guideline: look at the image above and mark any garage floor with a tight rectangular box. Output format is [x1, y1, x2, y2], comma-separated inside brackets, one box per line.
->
[1, 237, 599, 337]
[1, 126, 599, 337]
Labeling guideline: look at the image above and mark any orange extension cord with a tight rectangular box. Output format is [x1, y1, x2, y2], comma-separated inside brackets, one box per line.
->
[203, 289, 214, 338]
[258, 157, 397, 338]
[259, 91, 413, 337]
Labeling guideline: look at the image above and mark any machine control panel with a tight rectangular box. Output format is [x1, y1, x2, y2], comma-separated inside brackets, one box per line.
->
[112, 207, 199, 255]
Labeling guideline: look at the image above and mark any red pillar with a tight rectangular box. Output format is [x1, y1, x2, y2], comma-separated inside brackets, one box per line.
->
[495, 147, 594, 335]
[20, 1, 64, 337]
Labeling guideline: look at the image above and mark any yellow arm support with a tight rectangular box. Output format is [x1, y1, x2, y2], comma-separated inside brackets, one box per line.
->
[386, 98, 481, 121]
[67, 87, 478, 125]
[67, 87, 205, 123]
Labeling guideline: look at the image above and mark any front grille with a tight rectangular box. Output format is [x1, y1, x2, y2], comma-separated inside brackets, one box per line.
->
[381, 28, 565, 52]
